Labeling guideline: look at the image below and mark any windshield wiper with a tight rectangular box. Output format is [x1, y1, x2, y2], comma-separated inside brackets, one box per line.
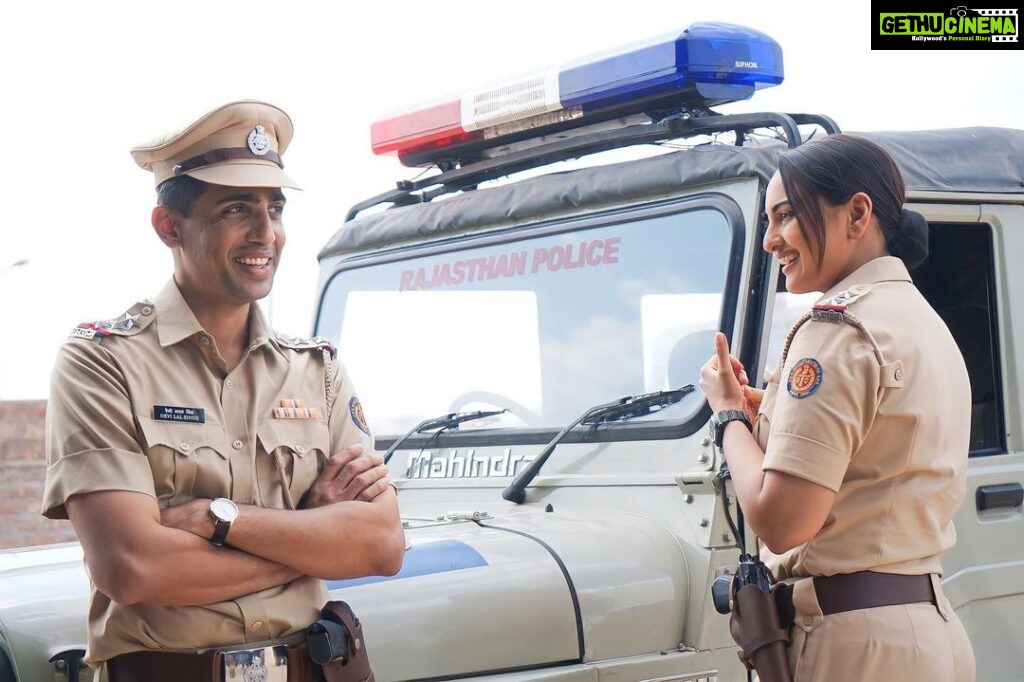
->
[383, 409, 508, 464]
[501, 386, 694, 504]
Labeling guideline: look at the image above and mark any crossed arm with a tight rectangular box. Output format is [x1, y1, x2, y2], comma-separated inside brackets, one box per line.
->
[66, 445, 404, 607]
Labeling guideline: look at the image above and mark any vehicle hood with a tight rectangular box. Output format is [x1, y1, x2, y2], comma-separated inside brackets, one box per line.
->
[327, 504, 689, 681]
[0, 509, 688, 682]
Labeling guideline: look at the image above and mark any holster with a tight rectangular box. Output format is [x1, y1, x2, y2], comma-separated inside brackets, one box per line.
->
[728, 582, 793, 682]
[306, 601, 375, 682]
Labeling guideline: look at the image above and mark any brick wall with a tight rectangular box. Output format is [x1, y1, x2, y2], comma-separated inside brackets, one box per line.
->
[0, 400, 77, 549]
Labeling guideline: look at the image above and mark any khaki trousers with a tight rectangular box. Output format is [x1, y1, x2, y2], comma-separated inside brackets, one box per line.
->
[787, 575, 975, 682]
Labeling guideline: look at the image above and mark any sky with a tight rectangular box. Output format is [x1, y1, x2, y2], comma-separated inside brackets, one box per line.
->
[1, 1, 1021, 400]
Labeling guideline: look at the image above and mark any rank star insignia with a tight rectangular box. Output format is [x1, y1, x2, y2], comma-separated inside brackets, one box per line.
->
[824, 290, 855, 306]
[822, 285, 869, 308]
[114, 312, 142, 331]
[247, 125, 270, 156]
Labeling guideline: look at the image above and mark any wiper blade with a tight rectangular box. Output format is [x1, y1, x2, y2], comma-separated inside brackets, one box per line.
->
[383, 409, 507, 464]
[501, 385, 694, 504]
[581, 387, 695, 425]
[417, 410, 508, 432]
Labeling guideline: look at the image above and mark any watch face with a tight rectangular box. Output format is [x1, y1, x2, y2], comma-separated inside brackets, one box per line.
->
[211, 498, 238, 522]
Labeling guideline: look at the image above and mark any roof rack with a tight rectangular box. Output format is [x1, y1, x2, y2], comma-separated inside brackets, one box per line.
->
[346, 110, 840, 222]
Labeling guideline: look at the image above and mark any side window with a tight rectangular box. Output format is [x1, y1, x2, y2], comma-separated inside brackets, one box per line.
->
[911, 224, 1003, 455]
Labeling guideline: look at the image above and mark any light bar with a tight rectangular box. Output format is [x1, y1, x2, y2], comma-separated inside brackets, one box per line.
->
[370, 22, 784, 165]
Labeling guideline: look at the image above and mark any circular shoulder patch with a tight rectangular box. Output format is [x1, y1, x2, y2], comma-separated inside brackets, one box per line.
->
[787, 358, 823, 399]
[349, 396, 371, 435]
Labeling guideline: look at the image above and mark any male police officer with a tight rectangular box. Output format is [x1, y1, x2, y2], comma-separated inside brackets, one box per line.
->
[42, 101, 404, 681]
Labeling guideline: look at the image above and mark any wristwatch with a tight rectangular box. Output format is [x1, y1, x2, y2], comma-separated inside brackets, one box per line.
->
[709, 409, 753, 449]
[209, 497, 239, 547]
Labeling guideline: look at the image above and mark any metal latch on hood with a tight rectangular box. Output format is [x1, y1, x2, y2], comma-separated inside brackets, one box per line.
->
[439, 511, 493, 522]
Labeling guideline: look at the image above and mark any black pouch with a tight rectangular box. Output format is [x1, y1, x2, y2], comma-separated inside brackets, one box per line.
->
[307, 601, 375, 682]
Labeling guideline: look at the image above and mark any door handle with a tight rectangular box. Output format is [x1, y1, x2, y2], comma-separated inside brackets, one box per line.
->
[976, 483, 1024, 511]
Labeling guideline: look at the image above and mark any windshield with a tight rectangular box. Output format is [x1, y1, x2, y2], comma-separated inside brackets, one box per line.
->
[316, 202, 738, 437]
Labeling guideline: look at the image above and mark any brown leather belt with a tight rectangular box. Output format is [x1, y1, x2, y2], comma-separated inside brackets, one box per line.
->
[108, 640, 323, 682]
[813, 571, 937, 616]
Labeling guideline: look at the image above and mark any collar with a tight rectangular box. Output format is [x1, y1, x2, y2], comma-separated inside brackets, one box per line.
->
[154, 280, 206, 348]
[154, 279, 275, 352]
[248, 300, 275, 353]
[819, 256, 911, 303]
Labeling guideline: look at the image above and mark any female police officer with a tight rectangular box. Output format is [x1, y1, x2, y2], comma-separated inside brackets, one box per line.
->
[700, 134, 975, 681]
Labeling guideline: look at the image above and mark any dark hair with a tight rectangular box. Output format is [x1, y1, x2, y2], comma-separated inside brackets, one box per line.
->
[777, 134, 928, 269]
[156, 174, 211, 218]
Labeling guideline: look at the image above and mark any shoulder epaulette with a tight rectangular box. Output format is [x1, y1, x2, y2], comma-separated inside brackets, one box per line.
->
[791, 282, 891, 370]
[274, 333, 337, 359]
[779, 284, 876, 366]
[68, 301, 155, 341]
[811, 284, 873, 324]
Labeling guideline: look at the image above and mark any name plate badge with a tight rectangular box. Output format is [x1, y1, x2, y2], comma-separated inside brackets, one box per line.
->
[153, 405, 206, 424]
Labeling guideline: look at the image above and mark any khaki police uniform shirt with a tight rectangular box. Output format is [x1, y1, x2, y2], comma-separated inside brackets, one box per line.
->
[755, 256, 970, 580]
[42, 280, 374, 664]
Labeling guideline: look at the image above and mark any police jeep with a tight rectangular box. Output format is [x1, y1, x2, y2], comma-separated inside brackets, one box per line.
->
[2, 21, 1023, 682]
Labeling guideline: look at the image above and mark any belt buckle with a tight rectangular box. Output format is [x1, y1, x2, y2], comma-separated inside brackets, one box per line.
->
[221, 644, 289, 682]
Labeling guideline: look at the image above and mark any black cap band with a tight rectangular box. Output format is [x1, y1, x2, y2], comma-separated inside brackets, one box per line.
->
[173, 147, 284, 176]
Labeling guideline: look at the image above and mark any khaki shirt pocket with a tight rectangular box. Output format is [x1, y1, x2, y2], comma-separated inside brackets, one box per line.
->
[136, 417, 231, 505]
[257, 419, 330, 509]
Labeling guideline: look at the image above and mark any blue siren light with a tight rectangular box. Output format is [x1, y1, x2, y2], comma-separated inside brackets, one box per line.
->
[559, 22, 785, 110]
[371, 22, 784, 164]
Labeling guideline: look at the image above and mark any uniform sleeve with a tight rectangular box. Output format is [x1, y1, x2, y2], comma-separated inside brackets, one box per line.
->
[326, 358, 375, 456]
[42, 341, 156, 519]
[762, 321, 881, 493]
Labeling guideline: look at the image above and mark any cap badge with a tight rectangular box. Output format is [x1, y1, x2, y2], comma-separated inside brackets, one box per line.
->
[247, 125, 271, 156]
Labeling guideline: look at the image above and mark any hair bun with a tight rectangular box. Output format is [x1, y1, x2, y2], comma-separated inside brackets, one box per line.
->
[888, 208, 929, 269]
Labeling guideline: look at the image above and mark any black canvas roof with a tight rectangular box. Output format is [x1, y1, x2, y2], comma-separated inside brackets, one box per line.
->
[321, 127, 1024, 260]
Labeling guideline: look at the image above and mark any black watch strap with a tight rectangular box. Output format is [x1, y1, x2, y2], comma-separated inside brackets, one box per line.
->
[713, 409, 752, 449]
[209, 498, 237, 547]
[211, 519, 231, 547]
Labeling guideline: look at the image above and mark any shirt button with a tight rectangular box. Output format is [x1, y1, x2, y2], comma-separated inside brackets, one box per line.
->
[232, 440, 243, 450]
[225, 379, 234, 389]
[141, 305, 153, 316]
[179, 442, 191, 452]
[295, 445, 306, 454]
[802, 615, 814, 626]
[199, 336, 210, 346]
[894, 367, 904, 381]
[252, 621, 263, 629]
